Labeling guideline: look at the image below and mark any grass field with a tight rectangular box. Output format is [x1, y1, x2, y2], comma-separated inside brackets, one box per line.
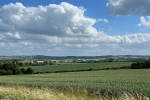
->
[23, 62, 133, 72]
[0, 69, 150, 97]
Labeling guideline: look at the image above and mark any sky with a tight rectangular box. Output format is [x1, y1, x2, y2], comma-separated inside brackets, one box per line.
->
[0, 0, 150, 56]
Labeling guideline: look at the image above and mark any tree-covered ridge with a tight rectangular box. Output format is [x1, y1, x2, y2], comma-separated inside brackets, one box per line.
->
[0, 55, 149, 61]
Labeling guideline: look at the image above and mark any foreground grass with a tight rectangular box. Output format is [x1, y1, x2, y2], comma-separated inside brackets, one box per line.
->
[23, 62, 133, 72]
[0, 85, 149, 100]
[0, 85, 92, 100]
[1, 69, 150, 97]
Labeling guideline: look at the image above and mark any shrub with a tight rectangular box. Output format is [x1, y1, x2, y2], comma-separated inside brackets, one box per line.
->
[13, 68, 22, 75]
[50, 62, 54, 65]
[0, 70, 13, 75]
[120, 66, 131, 69]
[25, 67, 34, 74]
[20, 68, 26, 74]
[88, 68, 93, 71]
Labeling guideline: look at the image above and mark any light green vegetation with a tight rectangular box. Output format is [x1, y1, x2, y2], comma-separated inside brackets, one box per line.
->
[0, 85, 97, 100]
[0, 85, 148, 100]
[23, 62, 133, 72]
[0, 69, 150, 97]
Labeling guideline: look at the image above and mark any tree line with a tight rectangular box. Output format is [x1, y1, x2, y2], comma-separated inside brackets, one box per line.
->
[12, 59, 55, 67]
[131, 59, 150, 69]
[0, 61, 34, 75]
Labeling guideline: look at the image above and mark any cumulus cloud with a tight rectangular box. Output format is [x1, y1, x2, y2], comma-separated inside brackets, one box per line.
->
[21, 32, 150, 44]
[0, 2, 150, 55]
[106, 0, 150, 16]
[0, 2, 98, 37]
[138, 16, 150, 27]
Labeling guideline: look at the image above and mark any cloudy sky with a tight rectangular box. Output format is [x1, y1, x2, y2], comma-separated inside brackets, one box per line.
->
[0, 0, 150, 56]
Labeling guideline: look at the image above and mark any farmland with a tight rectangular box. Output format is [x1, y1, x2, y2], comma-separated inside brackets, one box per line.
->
[22, 62, 133, 72]
[0, 69, 150, 97]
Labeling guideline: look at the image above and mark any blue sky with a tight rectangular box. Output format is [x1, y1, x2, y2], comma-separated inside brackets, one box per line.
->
[0, 0, 150, 56]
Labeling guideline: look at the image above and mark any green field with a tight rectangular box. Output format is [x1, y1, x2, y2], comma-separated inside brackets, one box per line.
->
[23, 62, 133, 72]
[0, 69, 150, 96]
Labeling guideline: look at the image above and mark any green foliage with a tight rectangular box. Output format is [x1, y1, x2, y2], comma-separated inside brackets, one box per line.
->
[12, 59, 19, 64]
[0, 70, 13, 75]
[0, 62, 2, 69]
[0, 62, 34, 75]
[25, 62, 30, 66]
[49, 62, 54, 65]
[88, 68, 93, 71]
[2, 62, 18, 71]
[0, 61, 2, 65]
[13, 68, 22, 75]
[25, 67, 34, 74]
[20, 68, 26, 74]
[131, 60, 150, 69]
[18, 62, 24, 67]
[0, 62, 22, 75]
[120, 66, 131, 69]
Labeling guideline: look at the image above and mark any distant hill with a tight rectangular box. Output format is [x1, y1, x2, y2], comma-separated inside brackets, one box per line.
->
[0, 55, 149, 61]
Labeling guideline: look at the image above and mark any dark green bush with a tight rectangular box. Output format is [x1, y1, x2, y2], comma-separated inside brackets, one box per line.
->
[89, 68, 93, 71]
[2, 62, 18, 71]
[0, 70, 13, 75]
[36, 72, 40, 74]
[25, 67, 34, 74]
[131, 60, 150, 69]
[20, 68, 26, 74]
[120, 66, 131, 69]
[13, 68, 22, 75]
[0, 62, 22, 75]
[50, 62, 54, 65]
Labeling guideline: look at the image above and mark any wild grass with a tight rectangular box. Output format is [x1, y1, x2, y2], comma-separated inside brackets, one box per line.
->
[0, 85, 149, 100]
[23, 62, 133, 72]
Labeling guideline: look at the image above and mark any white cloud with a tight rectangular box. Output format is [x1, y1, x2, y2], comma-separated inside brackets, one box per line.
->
[138, 16, 150, 27]
[14, 32, 22, 39]
[107, 0, 150, 16]
[104, 19, 109, 23]
[97, 19, 103, 22]
[97, 18, 109, 23]
[0, 2, 150, 55]
[5, 32, 21, 39]
[5, 32, 13, 37]
[21, 41, 31, 45]
[0, 2, 97, 37]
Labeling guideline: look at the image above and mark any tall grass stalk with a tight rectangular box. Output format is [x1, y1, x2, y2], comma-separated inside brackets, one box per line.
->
[0, 85, 149, 100]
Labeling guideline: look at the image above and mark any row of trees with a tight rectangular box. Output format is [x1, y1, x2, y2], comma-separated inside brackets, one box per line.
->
[0, 62, 34, 75]
[131, 59, 150, 69]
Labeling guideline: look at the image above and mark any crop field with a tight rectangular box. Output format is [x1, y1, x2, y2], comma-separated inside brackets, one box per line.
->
[23, 62, 133, 72]
[0, 69, 150, 96]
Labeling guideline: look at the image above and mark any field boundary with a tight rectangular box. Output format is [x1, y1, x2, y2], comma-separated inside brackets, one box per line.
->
[35, 66, 131, 74]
